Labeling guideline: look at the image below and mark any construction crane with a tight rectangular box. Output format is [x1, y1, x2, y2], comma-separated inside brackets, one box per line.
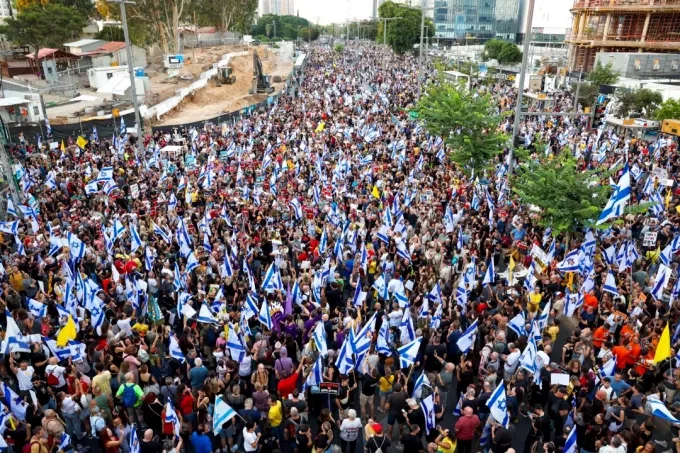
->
[250, 50, 274, 95]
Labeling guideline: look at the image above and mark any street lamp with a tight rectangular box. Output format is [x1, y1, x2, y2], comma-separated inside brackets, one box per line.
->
[107, 0, 143, 136]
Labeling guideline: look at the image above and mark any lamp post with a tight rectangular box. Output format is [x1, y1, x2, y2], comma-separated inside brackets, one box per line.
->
[507, 0, 536, 177]
[107, 0, 143, 135]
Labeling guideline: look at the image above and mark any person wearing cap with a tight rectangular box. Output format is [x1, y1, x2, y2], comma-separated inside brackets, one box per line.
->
[364, 423, 390, 453]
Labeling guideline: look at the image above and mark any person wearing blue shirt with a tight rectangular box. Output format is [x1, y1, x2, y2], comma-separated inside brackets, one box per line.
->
[510, 227, 526, 241]
[191, 425, 213, 453]
[189, 358, 209, 392]
[609, 372, 631, 397]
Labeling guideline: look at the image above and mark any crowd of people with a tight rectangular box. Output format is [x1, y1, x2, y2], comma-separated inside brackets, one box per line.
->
[0, 41, 680, 453]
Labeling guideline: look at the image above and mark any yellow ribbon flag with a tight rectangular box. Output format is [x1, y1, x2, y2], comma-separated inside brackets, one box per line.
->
[76, 136, 87, 149]
[60, 140, 66, 151]
[371, 185, 380, 199]
[56, 315, 77, 347]
[666, 189, 672, 209]
[654, 322, 671, 363]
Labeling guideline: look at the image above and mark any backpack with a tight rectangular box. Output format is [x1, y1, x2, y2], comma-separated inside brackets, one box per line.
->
[46, 369, 60, 386]
[373, 436, 386, 453]
[121, 384, 138, 408]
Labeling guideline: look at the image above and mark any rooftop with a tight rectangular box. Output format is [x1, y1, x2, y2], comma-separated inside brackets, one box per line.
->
[63, 39, 103, 48]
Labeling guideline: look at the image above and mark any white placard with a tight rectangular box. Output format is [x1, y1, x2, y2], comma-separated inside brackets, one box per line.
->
[551, 373, 570, 386]
[643, 232, 658, 247]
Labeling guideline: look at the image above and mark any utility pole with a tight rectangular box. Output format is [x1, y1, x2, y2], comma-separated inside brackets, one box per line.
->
[107, 0, 143, 135]
[507, 0, 536, 177]
[418, 0, 425, 99]
[572, 70, 583, 113]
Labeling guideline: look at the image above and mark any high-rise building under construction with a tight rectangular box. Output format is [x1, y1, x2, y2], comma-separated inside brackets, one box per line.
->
[566, 0, 680, 71]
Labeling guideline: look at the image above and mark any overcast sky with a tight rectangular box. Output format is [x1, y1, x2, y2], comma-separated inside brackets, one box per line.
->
[296, 0, 373, 25]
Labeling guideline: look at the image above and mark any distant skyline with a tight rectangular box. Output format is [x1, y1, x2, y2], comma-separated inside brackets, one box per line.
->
[293, 0, 573, 30]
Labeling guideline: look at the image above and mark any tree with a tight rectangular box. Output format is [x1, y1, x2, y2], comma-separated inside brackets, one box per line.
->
[252, 15, 310, 41]
[378, 1, 434, 54]
[587, 61, 620, 86]
[124, 0, 187, 54]
[614, 87, 663, 118]
[575, 81, 600, 107]
[16, 0, 93, 17]
[654, 99, 680, 121]
[189, 0, 257, 34]
[511, 152, 610, 237]
[0, 3, 86, 74]
[95, 25, 125, 42]
[417, 74, 507, 175]
[483, 39, 522, 64]
[299, 27, 319, 42]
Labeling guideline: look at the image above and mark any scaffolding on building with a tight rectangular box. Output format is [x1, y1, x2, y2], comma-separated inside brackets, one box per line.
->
[565, 0, 680, 71]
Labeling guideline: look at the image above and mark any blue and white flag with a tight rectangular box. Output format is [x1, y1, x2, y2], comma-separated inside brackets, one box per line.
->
[651, 264, 672, 300]
[168, 333, 185, 362]
[151, 221, 172, 244]
[413, 371, 431, 400]
[508, 312, 526, 337]
[487, 381, 510, 427]
[400, 309, 416, 344]
[353, 279, 367, 307]
[1, 382, 27, 420]
[305, 356, 324, 389]
[648, 397, 680, 424]
[6, 196, 16, 218]
[197, 303, 218, 324]
[258, 298, 272, 330]
[164, 401, 181, 439]
[27, 298, 47, 318]
[456, 319, 478, 354]
[129, 425, 139, 453]
[427, 282, 442, 305]
[129, 224, 143, 253]
[482, 259, 495, 286]
[603, 271, 619, 296]
[597, 163, 631, 225]
[397, 336, 422, 369]
[312, 321, 328, 357]
[421, 394, 436, 434]
[185, 251, 199, 274]
[599, 355, 616, 377]
[557, 249, 581, 272]
[563, 422, 577, 453]
[377, 315, 392, 356]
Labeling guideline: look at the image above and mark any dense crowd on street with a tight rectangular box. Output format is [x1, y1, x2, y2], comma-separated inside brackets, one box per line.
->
[1, 42, 680, 453]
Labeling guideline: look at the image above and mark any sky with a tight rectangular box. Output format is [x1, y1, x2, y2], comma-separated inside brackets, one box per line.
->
[296, 0, 374, 25]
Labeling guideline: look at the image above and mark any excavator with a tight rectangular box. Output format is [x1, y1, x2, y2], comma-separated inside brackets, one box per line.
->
[250, 50, 274, 95]
[214, 67, 236, 87]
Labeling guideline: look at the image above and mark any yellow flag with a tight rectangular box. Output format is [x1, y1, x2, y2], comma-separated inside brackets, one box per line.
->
[76, 136, 87, 149]
[654, 322, 671, 363]
[56, 315, 77, 347]
[371, 185, 380, 199]
[666, 189, 672, 209]
[508, 255, 516, 271]
[60, 140, 66, 151]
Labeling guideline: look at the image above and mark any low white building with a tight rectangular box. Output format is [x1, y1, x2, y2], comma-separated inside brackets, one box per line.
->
[81, 41, 147, 69]
[0, 79, 45, 124]
[64, 39, 106, 55]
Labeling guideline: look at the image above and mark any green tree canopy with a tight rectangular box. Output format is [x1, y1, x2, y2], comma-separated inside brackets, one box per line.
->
[614, 87, 663, 118]
[54, 0, 94, 18]
[378, 1, 434, 54]
[654, 99, 680, 121]
[299, 26, 320, 41]
[482, 39, 522, 64]
[417, 74, 506, 175]
[252, 15, 310, 40]
[576, 81, 600, 106]
[587, 61, 620, 86]
[95, 25, 125, 42]
[0, 3, 87, 67]
[511, 152, 610, 236]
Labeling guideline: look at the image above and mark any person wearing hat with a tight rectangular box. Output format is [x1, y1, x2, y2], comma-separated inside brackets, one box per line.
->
[364, 422, 390, 453]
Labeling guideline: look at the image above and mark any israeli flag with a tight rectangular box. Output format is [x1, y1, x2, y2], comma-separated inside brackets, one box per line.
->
[97, 167, 114, 182]
[353, 280, 367, 307]
[377, 315, 392, 356]
[119, 117, 127, 136]
[129, 224, 143, 253]
[648, 397, 680, 424]
[456, 319, 478, 354]
[164, 401, 181, 439]
[336, 336, 355, 375]
[413, 371, 431, 399]
[58, 433, 71, 451]
[290, 198, 303, 220]
[397, 336, 422, 369]
[652, 264, 672, 300]
[197, 303, 218, 324]
[227, 326, 246, 362]
[0, 221, 18, 235]
[319, 228, 327, 255]
[597, 163, 631, 225]
[111, 219, 125, 244]
[430, 303, 442, 330]
[487, 381, 510, 427]
[508, 312, 526, 337]
[603, 271, 619, 296]
[152, 221, 171, 244]
[557, 249, 581, 272]
[6, 196, 16, 218]
[168, 334, 185, 362]
[305, 356, 324, 389]
[221, 251, 234, 278]
[400, 309, 416, 344]
[27, 298, 47, 318]
[421, 394, 436, 434]
[184, 251, 199, 274]
[599, 355, 616, 377]
[2, 382, 27, 420]
[482, 259, 495, 286]
[258, 298, 272, 330]
[563, 424, 577, 453]
[312, 321, 328, 356]
[128, 424, 139, 453]
[427, 282, 442, 305]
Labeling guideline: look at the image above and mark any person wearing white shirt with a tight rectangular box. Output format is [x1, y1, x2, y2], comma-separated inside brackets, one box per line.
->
[243, 420, 260, 452]
[502, 343, 521, 381]
[10, 357, 34, 394]
[387, 303, 403, 328]
[45, 357, 67, 390]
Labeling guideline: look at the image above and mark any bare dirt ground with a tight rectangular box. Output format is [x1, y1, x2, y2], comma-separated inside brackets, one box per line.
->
[153, 45, 293, 126]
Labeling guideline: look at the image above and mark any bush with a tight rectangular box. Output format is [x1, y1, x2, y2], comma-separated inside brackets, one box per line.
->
[334, 44, 345, 53]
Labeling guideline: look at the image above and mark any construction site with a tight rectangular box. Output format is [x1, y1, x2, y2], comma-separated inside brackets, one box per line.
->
[39, 44, 293, 127]
[565, 0, 680, 72]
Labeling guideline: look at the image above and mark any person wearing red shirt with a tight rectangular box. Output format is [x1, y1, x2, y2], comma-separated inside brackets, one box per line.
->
[454, 407, 480, 453]
[611, 340, 631, 371]
[277, 361, 304, 398]
[592, 324, 610, 351]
